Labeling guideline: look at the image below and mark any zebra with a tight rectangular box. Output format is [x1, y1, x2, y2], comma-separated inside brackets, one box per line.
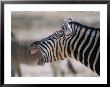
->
[30, 18, 100, 75]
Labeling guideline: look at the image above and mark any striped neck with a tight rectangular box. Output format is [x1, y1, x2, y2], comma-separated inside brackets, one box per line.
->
[67, 26, 100, 75]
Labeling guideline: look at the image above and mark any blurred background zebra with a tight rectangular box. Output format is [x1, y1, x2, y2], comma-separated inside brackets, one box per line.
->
[11, 11, 99, 77]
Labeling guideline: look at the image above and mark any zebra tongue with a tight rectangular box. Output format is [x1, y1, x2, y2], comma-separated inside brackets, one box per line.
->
[31, 48, 38, 55]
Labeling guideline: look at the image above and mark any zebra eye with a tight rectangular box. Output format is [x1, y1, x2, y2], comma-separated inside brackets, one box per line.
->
[52, 30, 63, 39]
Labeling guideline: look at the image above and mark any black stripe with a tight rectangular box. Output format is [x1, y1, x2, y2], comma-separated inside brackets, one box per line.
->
[74, 25, 78, 34]
[40, 43, 50, 62]
[65, 35, 72, 56]
[39, 44, 48, 62]
[47, 41, 56, 61]
[67, 27, 78, 57]
[64, 41, 67, 58]
[44, 42, 52, 62]
[59, 52, 63, 60]
[56, 41, 59, 60]
[84, 30, 97, 66]
[95, 53, 100, 75]
[79, 29, 93, 62]
[67, 36, 73, 57]
[65, 35, 72, 44]
[39, 45, 48, 62]
[74, 28, 87, 59]
[49, 46, 52, 62]
[72, 26, 82, 50]
[59, 39, 62, 52]
[48, 38, 55, 47]
[89, 37, 100, 71]
[63, 36, 66, 45]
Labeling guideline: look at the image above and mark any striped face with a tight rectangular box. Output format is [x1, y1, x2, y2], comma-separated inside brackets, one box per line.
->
[30, 28, 72, 65]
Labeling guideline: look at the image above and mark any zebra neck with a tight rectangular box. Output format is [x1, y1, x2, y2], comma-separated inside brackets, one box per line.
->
[69, 27, 100, 75]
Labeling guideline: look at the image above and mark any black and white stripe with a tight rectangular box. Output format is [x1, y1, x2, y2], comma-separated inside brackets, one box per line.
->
[30, 18, 100, 75]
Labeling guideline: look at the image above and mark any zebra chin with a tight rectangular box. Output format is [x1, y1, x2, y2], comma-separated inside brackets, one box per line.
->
[37, 61, 45, 65]
[36, 57, 45, 65]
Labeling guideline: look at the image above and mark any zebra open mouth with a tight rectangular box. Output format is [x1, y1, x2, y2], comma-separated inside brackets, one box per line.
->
[30, 48, 45, 65]
[31, 48, 38, 55]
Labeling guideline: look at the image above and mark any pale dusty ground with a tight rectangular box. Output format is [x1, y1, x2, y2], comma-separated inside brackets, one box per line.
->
[19, 58, 98, 77]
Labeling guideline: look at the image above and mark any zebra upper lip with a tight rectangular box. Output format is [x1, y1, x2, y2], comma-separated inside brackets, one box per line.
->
[31, 48, 38, 55]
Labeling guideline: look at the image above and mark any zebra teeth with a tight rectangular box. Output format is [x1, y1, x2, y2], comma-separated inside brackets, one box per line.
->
[31, 48, 38, 55]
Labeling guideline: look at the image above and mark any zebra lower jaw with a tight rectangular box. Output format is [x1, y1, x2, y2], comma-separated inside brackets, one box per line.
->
[37, 60, 45, 65]
[36, 57, 45, 65]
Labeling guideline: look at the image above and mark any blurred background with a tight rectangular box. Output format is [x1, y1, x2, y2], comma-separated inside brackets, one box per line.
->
[11, 11, 100, 77]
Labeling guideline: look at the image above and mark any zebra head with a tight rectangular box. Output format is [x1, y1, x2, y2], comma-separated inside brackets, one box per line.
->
[30, 19, 73, 65]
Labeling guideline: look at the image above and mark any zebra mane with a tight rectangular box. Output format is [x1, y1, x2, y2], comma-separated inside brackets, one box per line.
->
[62, 19, 100, 31]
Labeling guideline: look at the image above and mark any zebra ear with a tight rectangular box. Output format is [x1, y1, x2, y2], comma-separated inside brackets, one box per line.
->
[62, 19, 72, 35]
